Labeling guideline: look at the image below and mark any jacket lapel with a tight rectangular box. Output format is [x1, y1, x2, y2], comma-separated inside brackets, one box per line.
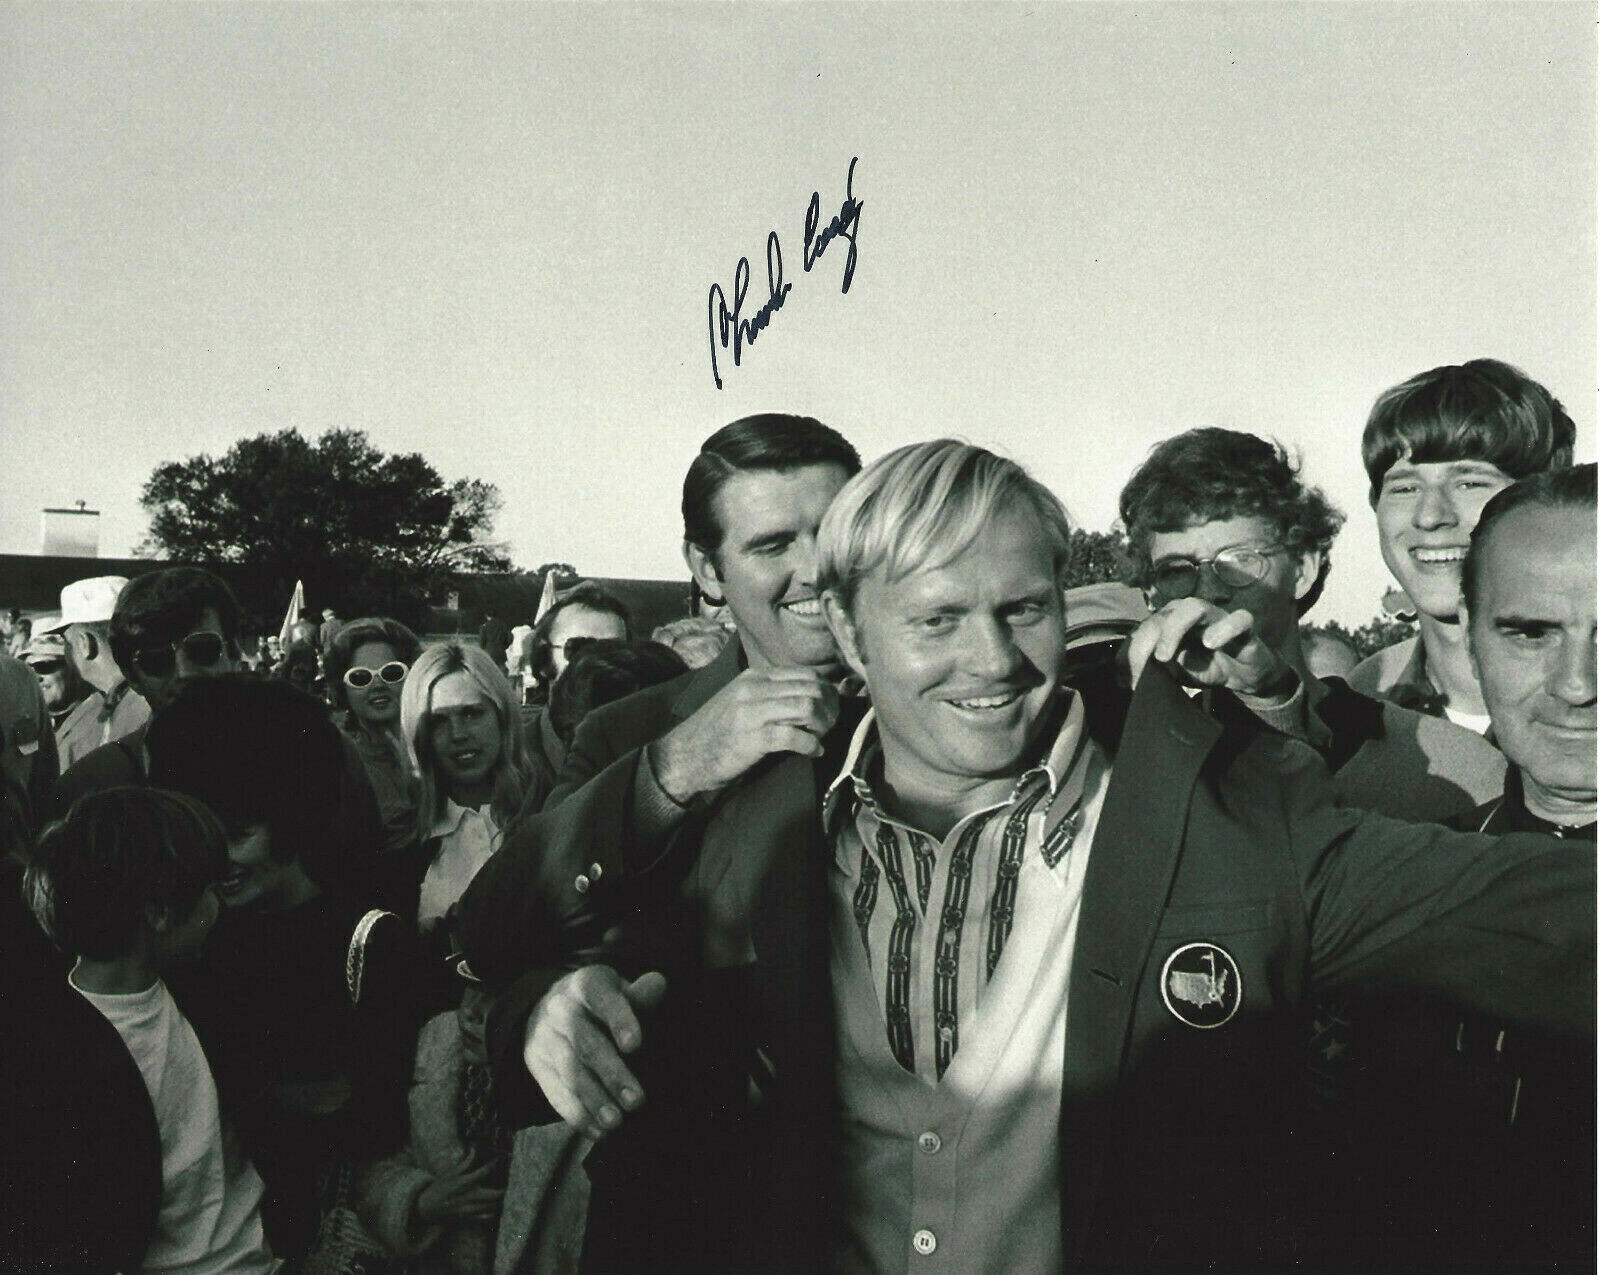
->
[1059, 664, 1221, 1257]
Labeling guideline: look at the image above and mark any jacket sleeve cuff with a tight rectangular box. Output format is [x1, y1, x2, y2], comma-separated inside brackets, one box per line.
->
[1238, 679, 1314, 740]
[357, 1160, 445, 1256]
[635, 741, 697, 833]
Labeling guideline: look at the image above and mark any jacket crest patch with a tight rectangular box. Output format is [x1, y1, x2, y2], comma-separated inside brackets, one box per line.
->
[1160, 942, 1242, 1029]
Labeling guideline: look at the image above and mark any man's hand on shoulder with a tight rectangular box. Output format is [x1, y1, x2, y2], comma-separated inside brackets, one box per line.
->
[1127, 598, 1298, 705]
[524, 965, 668, 1141]
[649, 667, 840, 805]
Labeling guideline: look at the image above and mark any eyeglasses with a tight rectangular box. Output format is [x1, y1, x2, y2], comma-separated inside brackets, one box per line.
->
[131, 630, 228, 680]
[27, 659, 65, 676]
[343, 660, 409, 690]
[1147, 545, 1288, 603]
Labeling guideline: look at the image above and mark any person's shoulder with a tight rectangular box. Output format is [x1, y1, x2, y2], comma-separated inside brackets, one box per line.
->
[53, 726, 147, 813]
[1348, 636, 1418, 697]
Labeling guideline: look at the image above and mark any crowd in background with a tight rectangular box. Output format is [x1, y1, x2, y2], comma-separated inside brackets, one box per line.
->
[0, 356, 1593, 1274]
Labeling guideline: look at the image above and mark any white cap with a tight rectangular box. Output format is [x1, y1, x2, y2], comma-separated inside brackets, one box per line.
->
[35, 575, 130, 634]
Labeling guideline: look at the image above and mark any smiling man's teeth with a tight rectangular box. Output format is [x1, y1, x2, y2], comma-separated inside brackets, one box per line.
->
[1414, 547, 1468, 562]
[783, 598, 821, 616]
[952, 692, 1018, 710]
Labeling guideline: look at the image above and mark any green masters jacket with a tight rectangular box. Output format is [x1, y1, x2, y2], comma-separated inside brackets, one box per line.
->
[459, 651, 1593, 1273]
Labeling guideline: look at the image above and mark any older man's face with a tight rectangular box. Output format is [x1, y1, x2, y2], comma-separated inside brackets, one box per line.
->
[27, 651, 79, 713]
[1465, 504, 1597, 814]
[829, 504, 1065, 797]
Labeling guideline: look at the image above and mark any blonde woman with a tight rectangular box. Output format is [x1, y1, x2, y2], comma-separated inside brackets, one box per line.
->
[400, 643, 533, 940]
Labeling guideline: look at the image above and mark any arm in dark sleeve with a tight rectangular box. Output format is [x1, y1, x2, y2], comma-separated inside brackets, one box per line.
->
[457, 692, 706, 985]
[1279, 739, 1595, 1035]
[460, 694, 714, 1125]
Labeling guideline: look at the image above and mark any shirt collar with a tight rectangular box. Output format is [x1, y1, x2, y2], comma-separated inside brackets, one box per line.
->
[429, 797, 495, 841]
[825, 689, 1087, 865]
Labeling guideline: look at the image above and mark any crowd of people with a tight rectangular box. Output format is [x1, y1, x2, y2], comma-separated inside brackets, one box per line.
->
[0, 356, 1593, 1274]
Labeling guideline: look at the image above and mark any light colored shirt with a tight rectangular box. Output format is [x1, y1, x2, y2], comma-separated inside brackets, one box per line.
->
[825, 693, 1110, 1273]
[72, 974, 277, 1274]
[418, 800, 502, 933]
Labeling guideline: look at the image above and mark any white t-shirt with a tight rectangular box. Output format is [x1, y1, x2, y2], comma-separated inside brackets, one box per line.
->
[72, 972, 278, 1274]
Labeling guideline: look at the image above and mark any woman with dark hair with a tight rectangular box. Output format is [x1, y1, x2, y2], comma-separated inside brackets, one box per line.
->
[325, 616, 424, 858]
[149, 676, 419, 1263]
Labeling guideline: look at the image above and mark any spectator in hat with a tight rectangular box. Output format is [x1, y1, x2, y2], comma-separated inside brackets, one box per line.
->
[21, 631, 96, 765]
[37, 576, 152, 760]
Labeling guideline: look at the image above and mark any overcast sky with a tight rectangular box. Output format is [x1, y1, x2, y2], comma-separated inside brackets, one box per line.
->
[2, 2, 1592, 626]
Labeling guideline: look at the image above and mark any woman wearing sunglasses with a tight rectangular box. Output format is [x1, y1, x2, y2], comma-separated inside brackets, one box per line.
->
[324, 617, 424, 863]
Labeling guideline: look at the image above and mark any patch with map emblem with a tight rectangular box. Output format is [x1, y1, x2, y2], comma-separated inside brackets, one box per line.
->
[1160, 942, 1242, 1029]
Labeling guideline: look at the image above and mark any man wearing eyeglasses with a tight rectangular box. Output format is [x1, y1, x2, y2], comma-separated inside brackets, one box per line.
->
[48, 569, 386, 902]
[1118, 427, 1506, 824]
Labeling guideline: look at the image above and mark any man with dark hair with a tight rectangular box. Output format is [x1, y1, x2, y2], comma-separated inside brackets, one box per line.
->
[528, 581, 633, 694]
[1351, 464, 1596, 1268]
[458, 411, 861, 1270]
[522, 581, 636, 795]
[1352, 358, 1576, 727]
[1118, 427, 1504, 821]
[546, 639, 688, 748]
[1460, 463, 1596, 835]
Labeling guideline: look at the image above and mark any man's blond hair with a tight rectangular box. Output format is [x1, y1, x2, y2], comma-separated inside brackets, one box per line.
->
[817, 439, 1074, 614]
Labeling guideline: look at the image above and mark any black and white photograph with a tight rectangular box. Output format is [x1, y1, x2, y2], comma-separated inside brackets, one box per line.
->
[1, 3, 1594, 1272]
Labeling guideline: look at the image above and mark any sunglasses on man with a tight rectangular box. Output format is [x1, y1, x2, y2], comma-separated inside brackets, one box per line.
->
[343, 660, 409, 690]
[27, 659, 65, 676]
[131, 630, 229, 680]
[1146, 544, 1289, 605]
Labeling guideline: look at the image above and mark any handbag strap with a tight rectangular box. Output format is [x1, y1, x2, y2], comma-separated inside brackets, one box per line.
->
[345, 908, 397, 1006]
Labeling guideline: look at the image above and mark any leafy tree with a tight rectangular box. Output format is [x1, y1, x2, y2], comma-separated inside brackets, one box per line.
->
[139, 429, 510, 627]
[1061, 528, 1131, 590]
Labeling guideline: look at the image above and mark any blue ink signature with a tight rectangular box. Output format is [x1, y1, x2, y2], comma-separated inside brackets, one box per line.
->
[708, 156, 863, 389]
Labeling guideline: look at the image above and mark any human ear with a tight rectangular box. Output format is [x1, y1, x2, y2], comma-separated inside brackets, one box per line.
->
[683, 541, 727, 607]
[821, 591, 868, 678]
[1292, 548, 1324, 604]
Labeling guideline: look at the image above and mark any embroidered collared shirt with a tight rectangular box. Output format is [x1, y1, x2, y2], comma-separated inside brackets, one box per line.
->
[825, 691, 1108, 1083]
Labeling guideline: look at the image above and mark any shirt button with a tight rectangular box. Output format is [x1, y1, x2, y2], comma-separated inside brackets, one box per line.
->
[574, 874, 590, 894]
[912, 1228, 937, 1255]
[589, 862, 603, 880]
[917, 1131, 942, 1154]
